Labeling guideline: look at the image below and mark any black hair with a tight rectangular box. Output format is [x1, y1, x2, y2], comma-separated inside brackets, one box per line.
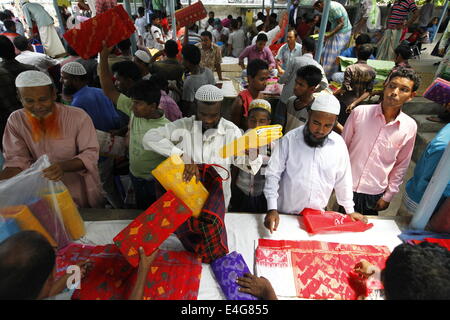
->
[66, 45, 79, 57]
[138, 6, 145, 16]
[200, 31, 213, 40]
[302, 37, 316, 53]
[13, 35, 28, 51]
[248, 107, 271, 119]
[357, 43, 373, 60]
[208, 17, 215, 25]
[0, 12, 8, 22]
[3, 9, 14, 19]
[181, 44, 201, 65]
[256, 33, 268, 43]
[117, 38, 131, 53]
[382, 242, 450, 300]
[388, 66, 421, 92]
[165, 39, 179, 58]
[111, 61, 142, 82]
[303, 12, 315, 23]
[247, 58, 269, 78]
[227, 15, 233, 19]
[3, 19, 15, 30]
[394, 44, 413, 60]
[355, 33, 371, 45]
[0, 231, 56, 300]
[287, 28, 298, 37]
[231, 19, 239, 30]
[270, 13, 277, 20]
[0, 35, 16, 59]
[149, 73, 168, 91]
[128, 80, 161, 105]
[296, 65, 322, 87]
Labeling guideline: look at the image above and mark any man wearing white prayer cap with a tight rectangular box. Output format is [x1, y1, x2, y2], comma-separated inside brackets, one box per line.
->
[143, 84, 263, 210]
[263, 92, 368, 233]
[0, 70, 104, 208]
[133, 50, 152, 80]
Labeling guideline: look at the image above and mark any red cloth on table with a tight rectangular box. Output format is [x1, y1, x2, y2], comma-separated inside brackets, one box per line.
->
[63, 5, 135, 59]
[412, 238, 450, 251]
[113, 190, 193, 267]
[256, 239, 391, 300]
[55, 243, 96, 279]
[174, 164, 229, 264]
[127, 250, 202, 300]
[300, 208, 374, 234]
[175, 1, 207, 29]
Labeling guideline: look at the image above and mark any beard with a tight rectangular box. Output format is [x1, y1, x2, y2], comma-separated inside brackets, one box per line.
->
[25, 108, 61, 142]
[303, 124, 328, 148]
[62, 84, 78, 96]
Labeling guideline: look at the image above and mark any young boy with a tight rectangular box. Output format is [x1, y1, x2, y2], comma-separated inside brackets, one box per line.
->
[231, 59, 269, 129]
[230, 99, 272, 213]
[99, 43, 170, 210]
[284, 65, 323, 134]
[145, 13, 165, 51]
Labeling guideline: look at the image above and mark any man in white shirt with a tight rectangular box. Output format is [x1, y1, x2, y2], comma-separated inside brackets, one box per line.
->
[142, 84, 263, 210]
[263, 94, 367, 233]
[212, 19, 230, 44]
[13, 35, 58, 74]
[135, 6, 147, 41]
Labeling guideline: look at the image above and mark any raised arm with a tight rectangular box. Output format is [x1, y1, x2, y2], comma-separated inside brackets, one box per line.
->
[99, 42, 121, 105]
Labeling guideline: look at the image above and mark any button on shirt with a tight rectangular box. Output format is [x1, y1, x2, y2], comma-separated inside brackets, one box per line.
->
[239, 44, 276, 69]
[142, 116, 263, 209]
[342, 104, 417, 202]
[264, 125, 355, 214]
[275, 42, 302, 71]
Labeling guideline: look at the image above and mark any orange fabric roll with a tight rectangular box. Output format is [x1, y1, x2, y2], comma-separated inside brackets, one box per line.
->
[0, 205, 57, 247]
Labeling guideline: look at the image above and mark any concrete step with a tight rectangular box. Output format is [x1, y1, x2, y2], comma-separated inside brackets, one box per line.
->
[411, 114, 447, 133]
[412, 132, 436, 163]
[403, 97, 444, 116]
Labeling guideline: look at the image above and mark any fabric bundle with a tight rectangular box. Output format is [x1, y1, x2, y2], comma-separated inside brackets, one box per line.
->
[128, 250, 202, 300]
[113, 190, 193, 267]
[63, 5, 136, 59]
[255, 239, 391, 300]
[175, 1, 207, 29]
[219, 125, 283, 158]
[43, 188, 85, 240]
[338, 56, 395, 83]
[211, 251, 257, 300]
[175, 164, 229, 264]
[152, 154, 209, 218]
[96, 130, 127, 158]
[0, 205, 57, 247]
[300, 208, 374, 234]
[423, 77, 450, 105]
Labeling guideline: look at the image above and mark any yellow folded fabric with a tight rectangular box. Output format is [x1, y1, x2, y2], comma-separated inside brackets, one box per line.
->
[219, 125, 283, 158]
[152, 155, 209, 218]
[43, 188, 86, 240]
[0, 205, 57, 247]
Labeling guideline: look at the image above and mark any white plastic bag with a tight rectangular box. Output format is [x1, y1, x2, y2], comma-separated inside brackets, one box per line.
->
[0, 155, 84, 248]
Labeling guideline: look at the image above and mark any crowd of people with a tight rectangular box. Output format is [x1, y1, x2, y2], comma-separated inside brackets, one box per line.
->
[0, 0, 449, 300]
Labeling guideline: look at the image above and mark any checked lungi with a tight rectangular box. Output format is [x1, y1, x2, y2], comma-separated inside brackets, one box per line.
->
[321, 30, 351, 79]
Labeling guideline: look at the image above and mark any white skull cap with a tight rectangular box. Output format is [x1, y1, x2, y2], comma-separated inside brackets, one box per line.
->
[195, 84, 224, 102]
[310, 93, 341, 116]
[61, 61, 87, 76]
[15, 70, 53, 88]
[134, 50, 151, 64]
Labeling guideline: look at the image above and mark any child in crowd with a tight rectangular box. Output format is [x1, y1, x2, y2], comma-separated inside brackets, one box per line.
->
[231, 59, 269, 129]
[230, 99, 272, 213]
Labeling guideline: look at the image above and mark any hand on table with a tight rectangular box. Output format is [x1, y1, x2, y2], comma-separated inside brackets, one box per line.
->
[236, 273, 277, 300]
[348, 212, 368, 224]
[264, 210, 279, 234]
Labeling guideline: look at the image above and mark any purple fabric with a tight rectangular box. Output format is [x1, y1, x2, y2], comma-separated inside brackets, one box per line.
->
[28, 198, 71, 249]
[211, 251, 258, 300]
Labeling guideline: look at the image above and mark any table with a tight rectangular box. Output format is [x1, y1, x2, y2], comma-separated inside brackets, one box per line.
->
[78, 210, 408, 300]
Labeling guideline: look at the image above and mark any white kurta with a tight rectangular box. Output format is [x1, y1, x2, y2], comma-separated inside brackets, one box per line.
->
[142, 116, 263, 209]
[264, 125, 355, 214]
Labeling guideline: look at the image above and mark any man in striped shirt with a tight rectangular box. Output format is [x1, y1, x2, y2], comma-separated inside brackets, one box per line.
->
[377, 0, 419, 60]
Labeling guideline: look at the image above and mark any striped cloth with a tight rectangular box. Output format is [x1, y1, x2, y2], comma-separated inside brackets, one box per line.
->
[387, 0, 417, 29]
[321, 30, 351, 79]
[376, 28, 403, 61]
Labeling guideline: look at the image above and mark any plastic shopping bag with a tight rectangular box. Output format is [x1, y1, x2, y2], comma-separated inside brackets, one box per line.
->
[0, 155, 82, 248]
[300, 208, 373, 234]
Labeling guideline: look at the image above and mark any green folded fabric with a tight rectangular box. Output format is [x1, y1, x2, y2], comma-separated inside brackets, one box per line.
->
[338, 56, 395, 82]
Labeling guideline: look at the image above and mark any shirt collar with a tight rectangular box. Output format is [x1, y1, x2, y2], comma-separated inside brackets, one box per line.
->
[376, 103, 404, 126]
[303, 53, 313, 58]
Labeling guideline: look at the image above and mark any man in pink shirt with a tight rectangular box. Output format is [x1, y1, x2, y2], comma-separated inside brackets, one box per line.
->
[239, 33, 276, 72]
[342, 67, 420, 215]
[0, 70, 104, 208]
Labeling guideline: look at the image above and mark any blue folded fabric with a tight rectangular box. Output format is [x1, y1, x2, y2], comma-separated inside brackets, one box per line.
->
[398, 229, 450, 242]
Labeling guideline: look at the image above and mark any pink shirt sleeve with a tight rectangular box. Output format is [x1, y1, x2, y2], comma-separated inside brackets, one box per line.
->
[72, 112, 100, 177]
[2, 113, 33, 171]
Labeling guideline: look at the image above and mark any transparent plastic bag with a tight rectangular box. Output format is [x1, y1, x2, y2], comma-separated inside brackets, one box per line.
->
[0, 155, 85, 248]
